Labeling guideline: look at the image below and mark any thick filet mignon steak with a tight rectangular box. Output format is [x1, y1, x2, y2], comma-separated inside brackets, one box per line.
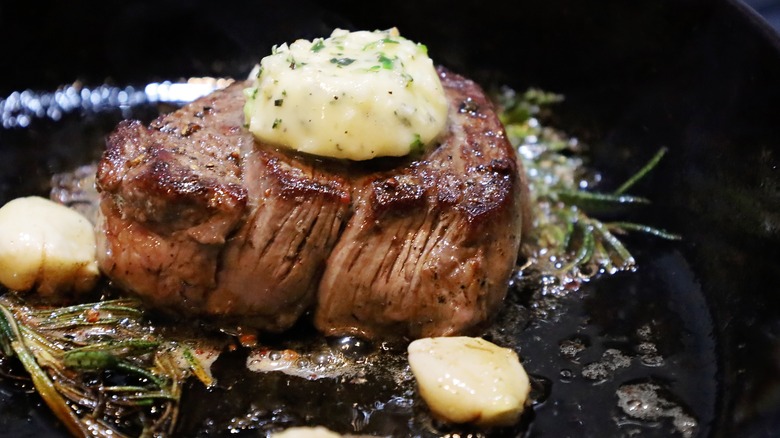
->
[95, 67, 528, 338]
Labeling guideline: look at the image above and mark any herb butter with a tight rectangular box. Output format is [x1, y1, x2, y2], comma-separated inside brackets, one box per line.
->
[244, 28, 448, 160]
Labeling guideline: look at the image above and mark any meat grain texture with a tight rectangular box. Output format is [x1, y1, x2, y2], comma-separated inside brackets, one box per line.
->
[96, 67, 529, 339]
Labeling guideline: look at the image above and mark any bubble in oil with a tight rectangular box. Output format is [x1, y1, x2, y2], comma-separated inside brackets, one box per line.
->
[615, 381, 697, 438]
[328, 336, 373, 358]
[558, 336, 588, 361]
[636, 324, 653, 341]
[636, 342, 665, 367]
[581, 348, 631, 381]
[633, 324, 665, 368]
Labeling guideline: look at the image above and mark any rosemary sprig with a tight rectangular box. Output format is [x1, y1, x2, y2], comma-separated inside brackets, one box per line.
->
[0, 303, 88, 437]
[0, 293, 216, 437]
[496, 86, 679, 287]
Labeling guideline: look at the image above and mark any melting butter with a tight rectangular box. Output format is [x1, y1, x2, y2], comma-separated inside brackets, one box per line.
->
[244, 28, 448, 160]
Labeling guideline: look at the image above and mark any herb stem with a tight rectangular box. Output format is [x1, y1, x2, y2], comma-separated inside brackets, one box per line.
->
[614, 147, 668, 195]
[0, 304, 89, 437]
[556, 190, 650, 207]
[607, 221, 682, 240]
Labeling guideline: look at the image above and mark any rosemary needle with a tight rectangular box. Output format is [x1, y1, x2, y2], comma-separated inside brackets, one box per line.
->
[614, 147, 668, 195]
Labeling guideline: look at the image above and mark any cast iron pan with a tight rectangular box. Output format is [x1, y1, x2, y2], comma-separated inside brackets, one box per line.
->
[1, 0, 780, 436]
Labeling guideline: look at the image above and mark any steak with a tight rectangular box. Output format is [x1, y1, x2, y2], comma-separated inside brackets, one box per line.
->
[315, 70, 527, 339]
[96, 81, 349, 331]
[95, 67, 528, 338]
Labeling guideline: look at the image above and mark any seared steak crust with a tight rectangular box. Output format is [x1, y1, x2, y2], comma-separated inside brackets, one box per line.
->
[96, 86, 252, 316]
[96, 68, 527, 337]
[97, 81, 351, 331]
[208, 148, 351, 329]
[314, 69, 525, 338]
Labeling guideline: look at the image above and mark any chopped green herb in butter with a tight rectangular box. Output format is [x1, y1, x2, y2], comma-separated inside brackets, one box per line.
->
[243, 28, 448, 160]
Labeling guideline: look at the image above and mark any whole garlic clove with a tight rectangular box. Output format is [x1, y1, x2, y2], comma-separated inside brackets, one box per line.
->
[408, 336, 531, 427]
[0, 196, 99, 296]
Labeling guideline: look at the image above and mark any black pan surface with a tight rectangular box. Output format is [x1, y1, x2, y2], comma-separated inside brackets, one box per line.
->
[1, 0, 780, 436]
